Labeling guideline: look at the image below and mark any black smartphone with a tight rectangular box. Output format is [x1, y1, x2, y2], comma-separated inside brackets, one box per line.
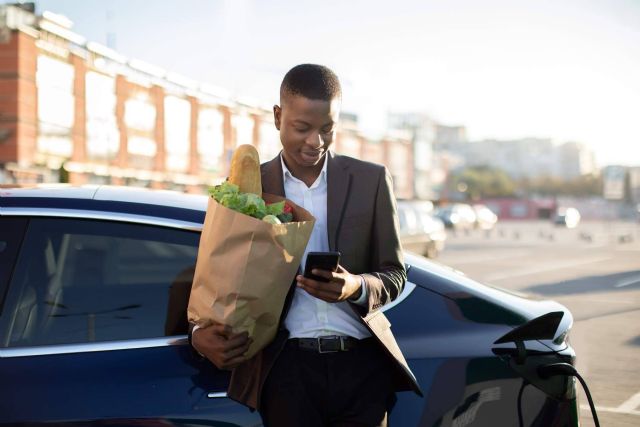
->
[304, 251, 341, 282]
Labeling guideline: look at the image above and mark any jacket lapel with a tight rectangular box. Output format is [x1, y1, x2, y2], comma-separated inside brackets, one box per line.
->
[260, 154, 285, 197]
[327, 152, 352, 252]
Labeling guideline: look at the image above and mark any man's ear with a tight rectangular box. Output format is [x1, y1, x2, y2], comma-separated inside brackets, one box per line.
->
[273, 105, 281, 130]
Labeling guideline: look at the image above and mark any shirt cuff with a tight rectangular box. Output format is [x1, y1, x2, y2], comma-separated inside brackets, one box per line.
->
[349, 275, 369, 306]
[190, 324, 205, 357]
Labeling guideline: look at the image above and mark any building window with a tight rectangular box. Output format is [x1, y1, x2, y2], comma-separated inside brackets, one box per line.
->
[232, 113, 254, 148]
[259, 120, 281, 161]
[85, 71, 119, 160]
[164, 96, 191, 172]
[36, 55, 75, 158]
[197, 108, 224, 173]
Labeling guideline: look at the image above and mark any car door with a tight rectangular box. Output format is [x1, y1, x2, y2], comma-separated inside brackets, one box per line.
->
[0, 216, 261, 426]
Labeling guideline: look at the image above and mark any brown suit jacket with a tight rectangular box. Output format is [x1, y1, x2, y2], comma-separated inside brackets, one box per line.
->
[227, 152, 422, 410]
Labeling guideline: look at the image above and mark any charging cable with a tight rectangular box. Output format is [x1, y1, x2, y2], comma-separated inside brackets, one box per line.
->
[537, 363, 600, 427]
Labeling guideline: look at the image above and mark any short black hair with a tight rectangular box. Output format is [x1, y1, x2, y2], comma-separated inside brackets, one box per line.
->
[280, 64, 342, 103]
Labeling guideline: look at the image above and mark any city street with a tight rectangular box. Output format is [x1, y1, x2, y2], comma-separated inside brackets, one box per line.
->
[434, 220, 640, 427]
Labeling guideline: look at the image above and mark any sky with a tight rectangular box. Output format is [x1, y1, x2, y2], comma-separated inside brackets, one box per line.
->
[31, 0, 640, 167]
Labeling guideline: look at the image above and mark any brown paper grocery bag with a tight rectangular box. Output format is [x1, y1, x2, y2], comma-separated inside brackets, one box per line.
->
[188, 193, 314, 359]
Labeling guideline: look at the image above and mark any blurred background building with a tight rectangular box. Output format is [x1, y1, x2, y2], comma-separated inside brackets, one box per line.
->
[434, 137, 597, 180]
[0, 3, 416, 196]
[0, 2, 636, 214]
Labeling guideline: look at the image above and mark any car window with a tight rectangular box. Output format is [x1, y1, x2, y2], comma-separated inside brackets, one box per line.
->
[0, 218, 28, 315]
[0, 218, 199, 348]
[397, 208, 408, 230]
[404, 209, 418, 230]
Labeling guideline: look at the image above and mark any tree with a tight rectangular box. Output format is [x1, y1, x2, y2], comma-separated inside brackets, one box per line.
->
[520, 174, 602, 197]
[448, 166, 517, 200]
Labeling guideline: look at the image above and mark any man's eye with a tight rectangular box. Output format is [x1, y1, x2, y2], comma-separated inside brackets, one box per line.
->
[321, 127, 334, 134]
[294, 127, 309, 132]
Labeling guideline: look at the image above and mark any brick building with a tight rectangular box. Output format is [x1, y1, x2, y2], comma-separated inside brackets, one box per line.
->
[0, 4, 414, 197]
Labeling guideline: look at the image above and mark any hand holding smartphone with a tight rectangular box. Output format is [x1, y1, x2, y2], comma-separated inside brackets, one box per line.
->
[303, 251, 341, 282]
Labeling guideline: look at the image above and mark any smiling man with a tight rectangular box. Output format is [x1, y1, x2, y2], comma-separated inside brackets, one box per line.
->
[192, 64, 421, 426]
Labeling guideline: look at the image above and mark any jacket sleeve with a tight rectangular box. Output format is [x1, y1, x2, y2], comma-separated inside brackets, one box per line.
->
[359, 166, 406, 314]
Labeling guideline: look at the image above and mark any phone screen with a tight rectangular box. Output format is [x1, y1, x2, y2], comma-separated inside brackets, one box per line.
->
[303, 251, 341, 282]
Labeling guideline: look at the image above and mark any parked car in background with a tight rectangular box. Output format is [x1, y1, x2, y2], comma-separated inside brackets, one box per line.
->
[397, 200, 446, 258]
[473, 204, 498, 230]
[1, 185, 581, 426]
[434, 203, 477, 230]
[553, 207, 581, 228]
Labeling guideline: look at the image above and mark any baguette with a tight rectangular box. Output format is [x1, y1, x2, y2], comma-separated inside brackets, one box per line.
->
[228, 144, 262, 195]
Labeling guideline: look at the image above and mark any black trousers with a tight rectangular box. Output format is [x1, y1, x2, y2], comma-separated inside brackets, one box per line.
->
[260, 338, 396, 427]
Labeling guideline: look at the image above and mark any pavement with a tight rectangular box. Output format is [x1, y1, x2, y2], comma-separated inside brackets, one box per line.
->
[435, 220, 640, 427]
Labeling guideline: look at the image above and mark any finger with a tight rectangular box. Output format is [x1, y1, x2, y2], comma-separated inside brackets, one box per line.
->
[296, 274, 343, 301]
[296, 275, 323, 288]
[299, 282, 340, 302]
[225, 330, 250, 341]
[210, 323, 233, 337]
[222, 355, 248, 370]
[224, 340, 252, 360]
[310, 269, 339, 281]
[298, 278, 330, 295]
[209, 323, 231, 333]
[296, 274, 311, 286]
[225, 333, 251, 348]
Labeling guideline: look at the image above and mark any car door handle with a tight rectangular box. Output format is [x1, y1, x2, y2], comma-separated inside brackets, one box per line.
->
[207, 392, 228, 399]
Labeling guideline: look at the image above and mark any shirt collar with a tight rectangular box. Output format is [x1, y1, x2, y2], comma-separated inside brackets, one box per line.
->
[280, 151, 329, 187]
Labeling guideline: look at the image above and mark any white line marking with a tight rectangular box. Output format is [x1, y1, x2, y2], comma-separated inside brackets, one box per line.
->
[615, 275, 640, 288]
[443, 250, 530, 265]
[580, 404, 640, 416]
[484, 256, 613, 282]
[572, 297, 637, 305]
[619, 391, 640, 412]
[585, 243, 609, 249]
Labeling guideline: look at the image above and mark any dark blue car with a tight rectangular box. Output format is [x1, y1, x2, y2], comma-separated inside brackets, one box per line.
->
[0, 185, 580, 426]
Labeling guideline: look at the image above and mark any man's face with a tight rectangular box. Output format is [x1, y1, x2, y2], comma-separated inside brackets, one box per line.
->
[273, 94, 341, 170]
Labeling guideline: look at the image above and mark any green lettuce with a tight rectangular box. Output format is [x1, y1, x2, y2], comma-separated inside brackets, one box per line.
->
[208, 182, 287, 221]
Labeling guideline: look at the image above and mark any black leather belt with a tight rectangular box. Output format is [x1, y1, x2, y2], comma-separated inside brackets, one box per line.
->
[290, 335, 361, 353]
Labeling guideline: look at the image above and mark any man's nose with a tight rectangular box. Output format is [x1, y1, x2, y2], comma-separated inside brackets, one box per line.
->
[305, 131, 322, 148]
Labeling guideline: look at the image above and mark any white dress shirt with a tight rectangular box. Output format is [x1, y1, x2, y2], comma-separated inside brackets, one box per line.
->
[281, 153, 371, 339]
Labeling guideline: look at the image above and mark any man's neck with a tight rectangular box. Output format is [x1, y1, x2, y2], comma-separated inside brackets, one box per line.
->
[282, 154, 326, 187]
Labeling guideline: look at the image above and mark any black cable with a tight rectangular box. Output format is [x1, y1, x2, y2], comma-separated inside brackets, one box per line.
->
[537, 363, 600, 427]
[574, 371, 600, 427]
[517, 379, 529, 427]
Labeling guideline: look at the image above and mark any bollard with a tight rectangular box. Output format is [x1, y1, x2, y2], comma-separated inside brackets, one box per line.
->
[618, 234, 633, 244]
